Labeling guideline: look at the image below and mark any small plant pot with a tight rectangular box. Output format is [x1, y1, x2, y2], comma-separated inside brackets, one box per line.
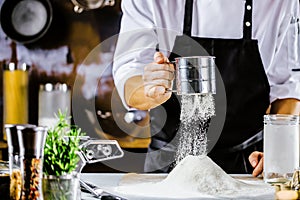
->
[42, 172, 81, 200]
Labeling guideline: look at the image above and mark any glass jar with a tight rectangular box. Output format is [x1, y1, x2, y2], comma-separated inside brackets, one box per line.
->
[264, 114, 300, 183]
[38, 83, 71, 129]
[42, 172, 80, 200]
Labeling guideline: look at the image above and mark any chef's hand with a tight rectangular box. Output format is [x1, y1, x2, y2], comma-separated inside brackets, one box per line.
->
[249, 151, 264, 177]
[143, 52, 175, 102]
[124, 52, 174, 110]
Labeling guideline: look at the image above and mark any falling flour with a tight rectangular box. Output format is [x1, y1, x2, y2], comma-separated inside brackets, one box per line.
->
[175, 94, 215, 165]
[115, 155, 274, 199]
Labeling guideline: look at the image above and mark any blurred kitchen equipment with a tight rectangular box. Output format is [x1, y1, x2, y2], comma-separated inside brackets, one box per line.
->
[124, 110, 148, 124]
[173, 56, 216, 95]
[76, 136, 125, 199]
[5, 124, 36, 200]
[17, 125, 48, 200]
[264, 114, 300, 183]
[76, 136, 124, 173]
[3, 44, 30, 141]
[0, 0, 53, 44]
[70, 0, 115, 13]
[38, 83, 71, 129]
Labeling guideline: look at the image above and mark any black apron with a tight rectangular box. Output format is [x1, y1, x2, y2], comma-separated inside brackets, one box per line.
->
[145, 0, 270, 174]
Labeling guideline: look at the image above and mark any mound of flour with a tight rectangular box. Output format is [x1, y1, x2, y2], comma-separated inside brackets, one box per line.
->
[163, 155, 249, 196]
[115, 155, 274, 199]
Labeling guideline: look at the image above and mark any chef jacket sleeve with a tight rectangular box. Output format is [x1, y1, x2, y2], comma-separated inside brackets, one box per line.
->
[268, 2, 300, 103]
[112, 0, 159, 110]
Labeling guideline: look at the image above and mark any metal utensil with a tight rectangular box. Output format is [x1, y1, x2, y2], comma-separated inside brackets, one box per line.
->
[76, 137, 124, 173]
[80, 179, 103, 197]
[80, 179, 126, 200]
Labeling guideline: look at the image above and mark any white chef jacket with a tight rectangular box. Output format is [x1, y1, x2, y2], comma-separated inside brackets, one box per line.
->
[113, 0, 300, 110]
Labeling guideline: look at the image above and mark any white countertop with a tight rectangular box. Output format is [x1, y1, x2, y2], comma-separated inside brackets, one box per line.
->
[80, 173, 275, 200]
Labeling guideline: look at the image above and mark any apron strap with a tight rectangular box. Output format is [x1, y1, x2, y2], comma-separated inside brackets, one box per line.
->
[183, 0, 253, 40]
[183, 0, 193, 36]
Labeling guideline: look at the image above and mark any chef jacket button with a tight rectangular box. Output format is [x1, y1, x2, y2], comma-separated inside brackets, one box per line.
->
[247, 5, 252, 10]
[245, 22, 251, 27]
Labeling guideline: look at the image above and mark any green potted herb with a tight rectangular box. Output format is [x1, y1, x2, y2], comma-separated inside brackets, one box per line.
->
[42, 110, 85, 200]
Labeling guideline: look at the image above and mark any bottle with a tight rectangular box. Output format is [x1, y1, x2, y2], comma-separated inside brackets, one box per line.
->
[3, 42, 30, 141]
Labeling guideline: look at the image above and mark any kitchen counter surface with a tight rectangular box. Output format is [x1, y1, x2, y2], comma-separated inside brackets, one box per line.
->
[81, 173, 275, 200]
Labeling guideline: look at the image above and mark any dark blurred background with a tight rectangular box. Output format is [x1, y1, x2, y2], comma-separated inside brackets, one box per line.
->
[0, 0, 150, 173]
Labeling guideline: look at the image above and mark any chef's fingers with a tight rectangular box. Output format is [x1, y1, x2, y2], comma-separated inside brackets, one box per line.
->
[141, 52, 174, 100]
[144, 79, 172, 96]
[144, 63, 175, 73]
[143, 61, 174, 97]
[154, 52, 170, 64]
[248, 151, 263, 168]
[249, 151, 264, 177]
[145, 85, 168, 98]
[148, 79, 173, 89]
[252, 157, 263, 177]
[143, 69, 175, 82]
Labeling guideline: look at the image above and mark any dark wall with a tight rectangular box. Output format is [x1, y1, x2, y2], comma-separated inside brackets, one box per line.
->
[0, 0, 150, 147]
[0, 0, 151, 172]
